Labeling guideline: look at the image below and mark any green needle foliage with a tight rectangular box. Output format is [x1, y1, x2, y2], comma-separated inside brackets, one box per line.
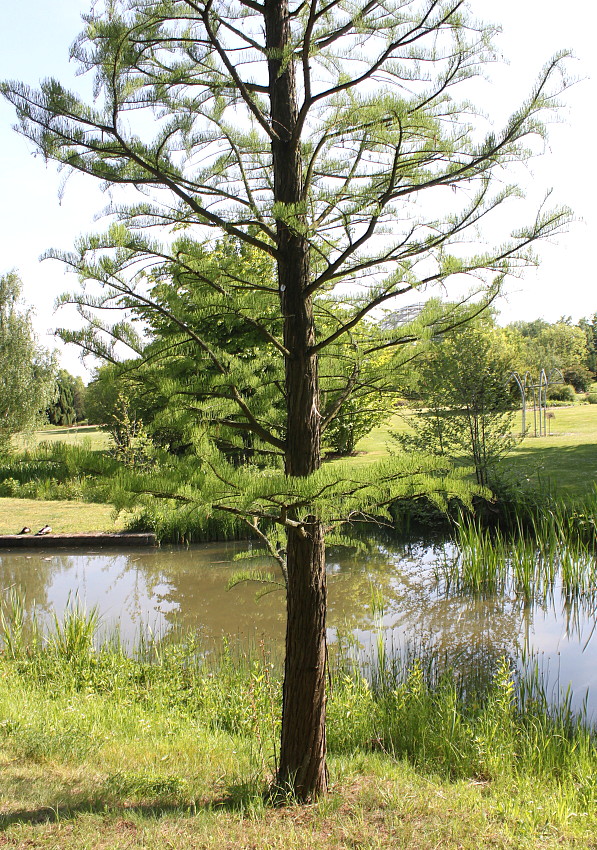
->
[2, 0, 572, 799]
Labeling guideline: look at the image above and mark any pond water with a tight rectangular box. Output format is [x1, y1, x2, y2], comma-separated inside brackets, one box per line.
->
[1, 538, 596, 713]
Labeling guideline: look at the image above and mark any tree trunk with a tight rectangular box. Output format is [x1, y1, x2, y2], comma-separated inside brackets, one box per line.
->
[264, 0, 328, 799]
[278, 519, 328, 799]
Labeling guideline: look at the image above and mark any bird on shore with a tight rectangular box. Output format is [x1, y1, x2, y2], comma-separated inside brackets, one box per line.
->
[18, 526, 31, 535]
[35, 525, 52, 536]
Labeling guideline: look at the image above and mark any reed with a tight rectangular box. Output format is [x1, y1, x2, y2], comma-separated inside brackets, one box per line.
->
[439, 516, 597, 604]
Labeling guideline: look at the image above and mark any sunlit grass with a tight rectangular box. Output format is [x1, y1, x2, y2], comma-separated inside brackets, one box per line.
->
[0, 497, 129, 534]
[15, 425, 111, 452]
[0, 601, 595, 847]
[349, 405, 597, 498]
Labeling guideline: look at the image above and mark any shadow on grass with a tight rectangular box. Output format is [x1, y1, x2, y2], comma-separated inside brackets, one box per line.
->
[506, 442, 597, 494]
[0, 779, 268, 828]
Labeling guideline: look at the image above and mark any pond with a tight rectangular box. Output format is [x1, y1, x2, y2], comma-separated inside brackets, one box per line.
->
[1, 537, 596, 714]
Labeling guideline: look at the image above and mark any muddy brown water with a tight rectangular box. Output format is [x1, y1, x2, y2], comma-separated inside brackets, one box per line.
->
[1, 539, 596, 713]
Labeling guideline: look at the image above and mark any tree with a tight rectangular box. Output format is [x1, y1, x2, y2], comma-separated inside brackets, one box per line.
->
[395, 313, 518, 488]
[71, 374, 87, 422]
[47, 370, 88, 425]
[82, 238, 396, 459]
[507, 319, 589, 377]
[47, 369, 77, 426]
[0, 272, 56, 452]
[578, 313, 597, 375]
[2, 0, 570, 800]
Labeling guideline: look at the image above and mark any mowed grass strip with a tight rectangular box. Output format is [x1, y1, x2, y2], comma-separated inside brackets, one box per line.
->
[350, 405, 597, 498]
[0, 498, 128, 535]
[1, 404, 594, 537]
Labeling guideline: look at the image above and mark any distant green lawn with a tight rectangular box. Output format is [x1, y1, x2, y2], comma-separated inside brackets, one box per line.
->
[505, 406, 597, 496]
[350, 404, 597, 499]
[17, 424, 111, 452]
[0, 498, 128, 535]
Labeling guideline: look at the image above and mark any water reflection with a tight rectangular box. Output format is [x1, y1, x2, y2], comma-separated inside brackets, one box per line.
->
[0, 538, 595, 711]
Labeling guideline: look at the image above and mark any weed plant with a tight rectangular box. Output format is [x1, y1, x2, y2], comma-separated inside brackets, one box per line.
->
[0, 595, 595, 819]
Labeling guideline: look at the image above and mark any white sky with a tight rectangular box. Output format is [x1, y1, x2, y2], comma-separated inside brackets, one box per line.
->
[0, 0, 595, 379]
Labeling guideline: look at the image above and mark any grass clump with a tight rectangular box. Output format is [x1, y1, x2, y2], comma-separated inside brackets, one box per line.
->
[0, 598, 596, 846]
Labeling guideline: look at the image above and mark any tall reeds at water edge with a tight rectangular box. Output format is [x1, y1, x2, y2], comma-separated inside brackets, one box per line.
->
[0, 594, 595, 794]
[438, 513, 597, 603]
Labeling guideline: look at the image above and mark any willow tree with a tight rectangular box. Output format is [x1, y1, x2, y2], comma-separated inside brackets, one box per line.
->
[0, 272, 56, 452]
[3, 0, 569, 799]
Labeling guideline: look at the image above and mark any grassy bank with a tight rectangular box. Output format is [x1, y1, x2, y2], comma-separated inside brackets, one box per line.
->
[0, 497, 128, 535]
[0, 404, 595, 540]
[0, 605, 595, 848]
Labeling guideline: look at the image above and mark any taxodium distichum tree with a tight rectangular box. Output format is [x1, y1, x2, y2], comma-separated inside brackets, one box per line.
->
[2, 0, 570, 800]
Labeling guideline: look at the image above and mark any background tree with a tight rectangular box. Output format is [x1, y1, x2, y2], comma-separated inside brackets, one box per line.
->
[395, 312, 519, 488]
[3, 0, 570, 800]
[71, 374, 87, 422]
[578, 314, 597, 375]
[47, 369, 80, 426]
[80, 238, 397, 459]
[0, 272, 56, 453]
[507, 319, 589, 380]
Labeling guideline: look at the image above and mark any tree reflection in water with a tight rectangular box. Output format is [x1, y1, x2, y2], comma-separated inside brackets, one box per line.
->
[0, 537, 596, 711]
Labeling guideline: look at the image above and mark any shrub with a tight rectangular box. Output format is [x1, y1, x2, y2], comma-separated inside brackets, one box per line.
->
[546, 384, 575, 403]
[563, 366, 593, 393]
[585, 393, 597, 405]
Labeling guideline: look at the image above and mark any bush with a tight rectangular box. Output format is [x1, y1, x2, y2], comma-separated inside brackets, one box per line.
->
[585, 393, 597, 405]
[546, 384, 575, 403]
[563, 367, 594, 393]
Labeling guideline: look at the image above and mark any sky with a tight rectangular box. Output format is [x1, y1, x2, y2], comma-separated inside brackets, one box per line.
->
[0, 0, 595, 380]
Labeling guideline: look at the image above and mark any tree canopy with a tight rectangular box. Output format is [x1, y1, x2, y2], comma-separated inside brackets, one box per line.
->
[0, 272, 56, 452]
[2, 0, 571, 800]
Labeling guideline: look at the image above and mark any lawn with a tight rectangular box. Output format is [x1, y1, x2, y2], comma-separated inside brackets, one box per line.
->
[351, 404, 597, 499]
[1, 755, 589, 850]
[506, 405, 597, 495]
[0, 498, 128, 535]
[16, 425, 111, 452]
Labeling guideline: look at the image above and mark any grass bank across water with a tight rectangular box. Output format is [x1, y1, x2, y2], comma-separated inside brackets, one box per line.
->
[0, 602, 595, 848]
[0, 497, 129, 536]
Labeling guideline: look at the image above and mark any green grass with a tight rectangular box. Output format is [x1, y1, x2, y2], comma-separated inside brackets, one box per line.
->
[16, 425, 111, 452]
[506, 406, 597, 495]
[0, 497, 129, 534]
[350, 405, 597, 499]
[0, 606, 595, 848]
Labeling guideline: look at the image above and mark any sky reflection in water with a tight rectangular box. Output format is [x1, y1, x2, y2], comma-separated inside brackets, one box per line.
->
[1, 538, 595, 713]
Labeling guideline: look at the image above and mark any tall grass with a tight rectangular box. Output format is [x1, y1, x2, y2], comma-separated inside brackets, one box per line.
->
[0, 595, 595, 803]
[438, 514, 597, 604]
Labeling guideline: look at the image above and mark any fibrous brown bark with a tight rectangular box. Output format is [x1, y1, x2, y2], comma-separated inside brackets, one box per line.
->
[278, 519, 327, 799]
[264, 0, 328, 799]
